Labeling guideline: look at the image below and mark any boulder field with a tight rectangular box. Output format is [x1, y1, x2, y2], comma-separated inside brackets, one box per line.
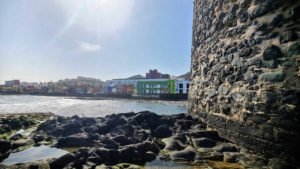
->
[1, 112, 296, 169]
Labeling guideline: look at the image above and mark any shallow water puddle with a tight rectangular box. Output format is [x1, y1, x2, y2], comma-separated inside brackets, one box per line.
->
[1, 145, 69, 165]
[145, 159, 205, 169]
[145, 159, 244, 169]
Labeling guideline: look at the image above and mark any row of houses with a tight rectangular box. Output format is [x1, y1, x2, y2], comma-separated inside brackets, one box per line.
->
[1, 70, 190, 96]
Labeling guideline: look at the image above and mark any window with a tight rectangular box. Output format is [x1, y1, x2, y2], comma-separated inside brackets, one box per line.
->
[179, 84, 183, 88]
[187, 84, 190, 89]
[179, 89, 183, 94]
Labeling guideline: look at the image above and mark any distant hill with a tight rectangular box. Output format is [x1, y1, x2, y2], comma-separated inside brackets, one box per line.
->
[177, 72, 191, 80]
[126, 75, 146, 79]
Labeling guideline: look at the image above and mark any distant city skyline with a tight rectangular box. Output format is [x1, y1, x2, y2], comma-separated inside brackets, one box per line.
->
[0, 0, 193, 84]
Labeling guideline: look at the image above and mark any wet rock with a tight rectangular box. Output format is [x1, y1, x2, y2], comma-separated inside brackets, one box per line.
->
[0, 124, 11, 134]
[213, 143, 239, 153]
[133, 142, 160, 154]
[6, 119, 23, 130]
[164, 138, 186, 151]
[33, 135, 44, 143]
[0, 139, 11, 154]
[153, 125, 173, 138]
[189, 130, 220, 140]
[56, 133, 93, 147]
[95, 164, 110, 169]
[99, 138, 119, 149]
[170, 147, 196, 161]
[62, 122, 82, 136]
[119, 146, 142, 164]
[94, 148, 120, 165]
[12, 139, 28, 149]
[224, 152, 242, 163]
[112, 135, 134, 146]
[144, 151, 156, 161]
[49, 153, 76, 169]
[192, 138, 217, 148]
[87, 153, 102, 165]
[9, 133, 23, 141]
[0, 139, 11, 162]
[262, 45, 283, 60]
[203, 152, 224, 161]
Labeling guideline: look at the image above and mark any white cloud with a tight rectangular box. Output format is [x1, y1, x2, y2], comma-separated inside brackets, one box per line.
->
[76, 41, 101, 52]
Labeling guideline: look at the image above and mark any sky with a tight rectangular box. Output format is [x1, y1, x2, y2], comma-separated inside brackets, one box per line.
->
[0, 0, 194, 83]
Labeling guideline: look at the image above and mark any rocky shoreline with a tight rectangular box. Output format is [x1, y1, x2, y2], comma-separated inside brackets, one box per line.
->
[0, 112, 296, 169]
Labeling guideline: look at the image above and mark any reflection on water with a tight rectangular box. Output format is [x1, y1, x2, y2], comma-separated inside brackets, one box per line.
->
[0, 95, 187, 116]
[145, 159, 199, 169]
[1, 145, 69, 165]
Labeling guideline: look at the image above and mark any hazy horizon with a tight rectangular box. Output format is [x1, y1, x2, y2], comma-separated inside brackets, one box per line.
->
[0, 0, 193, 84]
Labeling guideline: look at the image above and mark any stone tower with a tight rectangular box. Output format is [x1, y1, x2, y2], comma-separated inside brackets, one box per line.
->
[189, 0, 300, 164]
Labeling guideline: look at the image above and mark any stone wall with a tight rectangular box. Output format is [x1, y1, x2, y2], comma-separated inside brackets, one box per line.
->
[189, 0, 300, 164]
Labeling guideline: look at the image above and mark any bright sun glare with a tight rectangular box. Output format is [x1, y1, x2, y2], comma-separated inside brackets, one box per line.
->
[50, 0, 135, 43]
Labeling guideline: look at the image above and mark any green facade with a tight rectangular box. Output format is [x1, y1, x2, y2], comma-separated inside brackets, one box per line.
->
[137, 80, 175, 95]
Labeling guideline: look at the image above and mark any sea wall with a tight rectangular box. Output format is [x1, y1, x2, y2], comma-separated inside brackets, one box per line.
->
[189, 0, 300, 163]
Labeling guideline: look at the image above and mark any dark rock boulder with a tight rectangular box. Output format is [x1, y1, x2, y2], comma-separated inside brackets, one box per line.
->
[192, 137, 217, 148]
[268, 158, 296, 169]
[94, 148, 120, 165]
[259, 71, 285, 82]
[99, 138, 119, 150]
[0, 139, 11, 162]
[203, 152, 224, 161]
[176, 120, 194, 130]
[0, 139, 11, 154]
[213, 143, 239, 153]
[49, 153, 76, 169]
[112, 135, 134, 146]
[61, 122, 82, 136]
[153, 125, 173, 138]
[56, 133, 93, 147]
[189, 130, 221, 140]
[262, 45, 283, 60]
[9, 133, 23, 141]
[170, 147, 196, 161]
[119, 146, 142, 164]
[32, 135, 44, 143]
[280, 31, 298, 44]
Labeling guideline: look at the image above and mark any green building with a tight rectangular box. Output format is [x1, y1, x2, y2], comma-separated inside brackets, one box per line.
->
[136, 80, 176, 95]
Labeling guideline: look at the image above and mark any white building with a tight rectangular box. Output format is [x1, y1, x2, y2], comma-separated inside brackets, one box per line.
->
[176, 80, 190, 94]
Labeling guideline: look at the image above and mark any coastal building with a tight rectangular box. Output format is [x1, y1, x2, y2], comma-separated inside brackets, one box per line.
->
[146, 69, 170, 79]
[5, 80, 20, 87]
[104, 75, 146, 94]
[3, 80, 20, 92]
[175, 80, 190, 94]
[136, 79, 176, 96]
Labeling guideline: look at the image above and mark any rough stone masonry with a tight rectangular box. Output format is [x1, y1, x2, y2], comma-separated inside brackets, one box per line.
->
[189, 0, 300, 165]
